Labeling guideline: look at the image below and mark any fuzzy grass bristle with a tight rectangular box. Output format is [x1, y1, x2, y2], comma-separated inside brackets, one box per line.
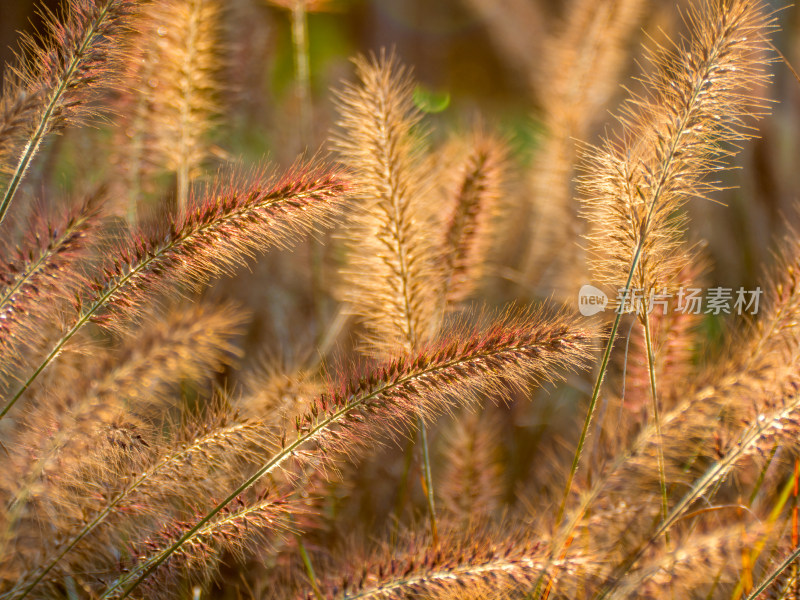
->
[0, 161, 349, 418]
[524, 0, 642, 293]
[438, 128, 507, 306]
[145, 0, 224, 217]
[332, 48, 443, 545]
[124, 489, 299, 596]
[333, 49, 438, 356]
[439, 409, 505, 526]
[1, 403, 274, 598]
[580, 0, 773, 298]
[309, 524, 601, 600]
[100, 308, 594, 597]
[0, 0, 137, 224]
[0, 195, 102, 373]
[0, 0, 798, 597]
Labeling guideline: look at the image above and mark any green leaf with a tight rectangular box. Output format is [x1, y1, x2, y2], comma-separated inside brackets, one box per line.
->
[413, 85, 450, 113]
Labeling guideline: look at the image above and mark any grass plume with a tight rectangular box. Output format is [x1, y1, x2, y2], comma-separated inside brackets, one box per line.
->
[0, 162, 348, 418]
[559, 0, 774, 530]
[146, 0, 223, 217]
[98, 308, 594, 597]
[2, 0, 799, 597]
[0, 0, 136, 224]
[333, 49, 437, 356]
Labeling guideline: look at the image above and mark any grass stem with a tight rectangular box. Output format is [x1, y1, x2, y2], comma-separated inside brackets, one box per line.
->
[642, 312, 669, 542]
[417, 415, 439, 546]
[291, 0, 312, 150]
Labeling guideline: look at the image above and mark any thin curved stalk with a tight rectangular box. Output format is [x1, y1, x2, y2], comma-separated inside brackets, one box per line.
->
[728, 463, 795, 600]
[417, 415, 438, 545]
[299, 537, 323, 600]
[292, 0, 312, 149]
[555, 255, 637, 527]
[642, 313, 669, 540]
[743, 545, 800, 600]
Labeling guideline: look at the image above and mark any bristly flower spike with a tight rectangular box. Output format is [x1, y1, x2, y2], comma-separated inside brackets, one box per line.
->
[0, 0, 137, 224]
[0, 162, 349, 419]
